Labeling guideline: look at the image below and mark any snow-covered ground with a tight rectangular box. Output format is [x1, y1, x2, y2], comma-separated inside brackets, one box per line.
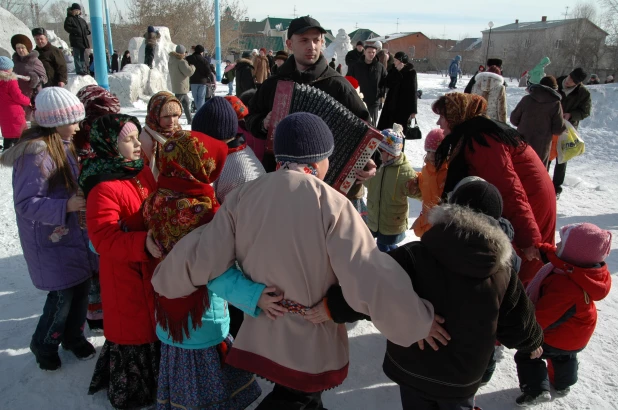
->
[0, 74, 616, 409]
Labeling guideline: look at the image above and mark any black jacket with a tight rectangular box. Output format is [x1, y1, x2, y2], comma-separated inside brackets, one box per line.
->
[35, 43, 68, 86]
[120, 54, 131, 70]
[346, 58, 386, 105]
[327, 205, 542, 399]
[245, 54, 369, 171]
[111, 53, 119, 72]
[556, 76, 592, 128]
[64, 10, 91, 49]
[234, 58, 256, 97]
[377, 64, 417, 130]
[186, 53, 213, 85]
[345, 48, 364, 67]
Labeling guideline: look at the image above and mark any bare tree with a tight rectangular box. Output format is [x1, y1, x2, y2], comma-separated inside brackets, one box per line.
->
[124, 0, 245, 55]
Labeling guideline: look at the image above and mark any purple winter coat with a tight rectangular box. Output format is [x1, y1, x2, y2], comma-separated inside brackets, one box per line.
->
[1, 136, 96, 291]
[12, 50, 47, 121]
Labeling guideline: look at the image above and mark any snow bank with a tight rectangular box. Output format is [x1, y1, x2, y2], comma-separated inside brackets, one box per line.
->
[581, 83, 618, 132]
[108, 64, 150, 107]
[0, 7, 34, 58]
[324, 29, 352, 75]
[65, 74, 98, 95]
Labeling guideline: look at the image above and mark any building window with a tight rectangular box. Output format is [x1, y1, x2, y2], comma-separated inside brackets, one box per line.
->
[555, 39, 562, 49]
[524, 39, 531, 48]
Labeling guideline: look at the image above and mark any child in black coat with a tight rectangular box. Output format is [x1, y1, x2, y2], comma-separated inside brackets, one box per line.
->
[306, 178, 543, 410]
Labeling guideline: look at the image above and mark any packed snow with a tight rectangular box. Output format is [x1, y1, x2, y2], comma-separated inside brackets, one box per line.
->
[0, 74, 616, 409]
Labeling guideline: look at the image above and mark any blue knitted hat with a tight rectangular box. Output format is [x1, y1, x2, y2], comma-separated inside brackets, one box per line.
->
[0, 56, 14, 71]
[191, 96, 238, 140]
[274, 113, 334, 163]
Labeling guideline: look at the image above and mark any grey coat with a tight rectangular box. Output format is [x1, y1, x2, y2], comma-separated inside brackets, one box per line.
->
[168, 52, 195, 95]
[12, 50, 47, 120]
[510, 84, 565, 166]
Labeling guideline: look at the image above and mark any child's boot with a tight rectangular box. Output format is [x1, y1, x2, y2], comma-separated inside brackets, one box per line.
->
[62, 338, 96, 360]
[515, 390, 551, 406]
[30, 341, 61, 371]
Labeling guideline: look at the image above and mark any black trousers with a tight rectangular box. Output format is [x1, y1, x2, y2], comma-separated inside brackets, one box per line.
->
[552, 161, 567, 194]
[255, 384, 325, 410]
[399, 385, 475, 410]
[448, 76, 458, 88]
[145, 45, 155, 68]
[515, 343, 580, 395]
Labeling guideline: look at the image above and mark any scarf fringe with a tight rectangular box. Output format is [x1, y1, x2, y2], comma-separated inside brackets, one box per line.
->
[154, 287, 210, 344]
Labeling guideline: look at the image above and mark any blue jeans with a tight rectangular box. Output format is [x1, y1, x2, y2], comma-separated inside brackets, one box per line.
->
[371, 230, 406, 253]
[191, 84, 207, 112]
[31, 279, 90, 352]
[228, 82, 234, 95]
[73, 47, 86, 75]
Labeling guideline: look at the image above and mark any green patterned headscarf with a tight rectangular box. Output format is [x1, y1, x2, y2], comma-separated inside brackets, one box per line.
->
[79, 114, 144, 197]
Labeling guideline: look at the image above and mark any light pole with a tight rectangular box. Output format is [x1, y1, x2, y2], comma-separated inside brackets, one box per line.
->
[485, 21, 494, 64]
[89, 0, 109, 89]
[214, 0, 222, 81]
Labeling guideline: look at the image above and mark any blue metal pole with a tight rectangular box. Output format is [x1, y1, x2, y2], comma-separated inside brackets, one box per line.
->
[214, 0, 222, 81]
[89, 0, 109, 89]
[104, 0, 114, 62]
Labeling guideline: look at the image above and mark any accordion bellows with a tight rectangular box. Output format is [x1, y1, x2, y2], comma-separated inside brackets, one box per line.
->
[268, 81, 383, 194]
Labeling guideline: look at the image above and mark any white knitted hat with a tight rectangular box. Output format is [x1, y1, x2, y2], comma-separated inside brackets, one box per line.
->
[34, 87, 85, 128]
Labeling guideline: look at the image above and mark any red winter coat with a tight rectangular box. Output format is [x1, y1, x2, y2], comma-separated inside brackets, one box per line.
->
[463, 136, 556, 283]
[536, 251, 611, 351]
[0, 73, 30, 139]
[86, 168, 158, 345]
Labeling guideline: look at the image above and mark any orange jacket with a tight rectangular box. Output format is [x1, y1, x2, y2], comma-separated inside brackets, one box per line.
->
[412, 161, 448, 237]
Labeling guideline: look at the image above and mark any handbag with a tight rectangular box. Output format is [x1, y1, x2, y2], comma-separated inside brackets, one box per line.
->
[221, 77, 229, 85]
[404, 118, 422, 140]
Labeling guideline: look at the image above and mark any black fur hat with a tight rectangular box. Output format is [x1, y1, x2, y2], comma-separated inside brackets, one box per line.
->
[486, 58, 503, 68]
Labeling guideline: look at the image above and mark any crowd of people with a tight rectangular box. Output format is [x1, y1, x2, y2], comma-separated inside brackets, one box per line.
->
[0, 13, 614, 410]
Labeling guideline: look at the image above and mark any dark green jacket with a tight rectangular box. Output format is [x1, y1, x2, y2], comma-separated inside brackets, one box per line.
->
[556, 76, 591, 128]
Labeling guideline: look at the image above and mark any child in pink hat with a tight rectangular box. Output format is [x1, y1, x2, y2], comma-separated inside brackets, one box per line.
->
[514, 222, 612, 405]
[408, 128, 448, 237]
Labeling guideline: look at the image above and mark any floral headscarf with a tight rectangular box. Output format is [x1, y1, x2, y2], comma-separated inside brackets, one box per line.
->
[73, 85, 121, 162]
[145, 91, 183, 136]
[443, 93, 487, 130]
[78, 114, 143, 198]
[223, 95, 249, 119]
[142, 130, 228, 343]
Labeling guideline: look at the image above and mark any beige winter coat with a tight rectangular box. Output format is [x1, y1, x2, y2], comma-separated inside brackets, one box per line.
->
[152, 169, 434, 392]
[471, 72, 507, 122]
[253, 55, 270, 84]
[168, 52, 195, 95]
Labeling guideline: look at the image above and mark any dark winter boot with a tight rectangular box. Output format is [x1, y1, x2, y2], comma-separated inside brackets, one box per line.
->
[515, 391, 551, 406]
[30, 341, 61, 371]
[62, 339, 96, 360]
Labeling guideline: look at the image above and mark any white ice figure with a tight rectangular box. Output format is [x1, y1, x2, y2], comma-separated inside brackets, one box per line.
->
[65, 73, 97, 94]
[128, 37, 144, 63]
[0, 7, 34, 58]
[108, 64, 151, 107]
[324, 29, 353, 75]
[45, 30, 70, 53]
[135, 26, 176, 91]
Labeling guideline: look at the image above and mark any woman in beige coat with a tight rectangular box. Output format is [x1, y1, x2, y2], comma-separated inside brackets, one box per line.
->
[471, 66, 507, 122]
[152, 112, 445, 409]
[253, 48, 271, 85]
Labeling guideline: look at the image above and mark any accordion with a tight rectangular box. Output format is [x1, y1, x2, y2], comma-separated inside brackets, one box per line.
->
[267, 81, 383, 195]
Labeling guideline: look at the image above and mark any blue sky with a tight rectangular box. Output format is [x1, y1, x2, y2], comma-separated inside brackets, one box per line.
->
[242, 0, 595, 40]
